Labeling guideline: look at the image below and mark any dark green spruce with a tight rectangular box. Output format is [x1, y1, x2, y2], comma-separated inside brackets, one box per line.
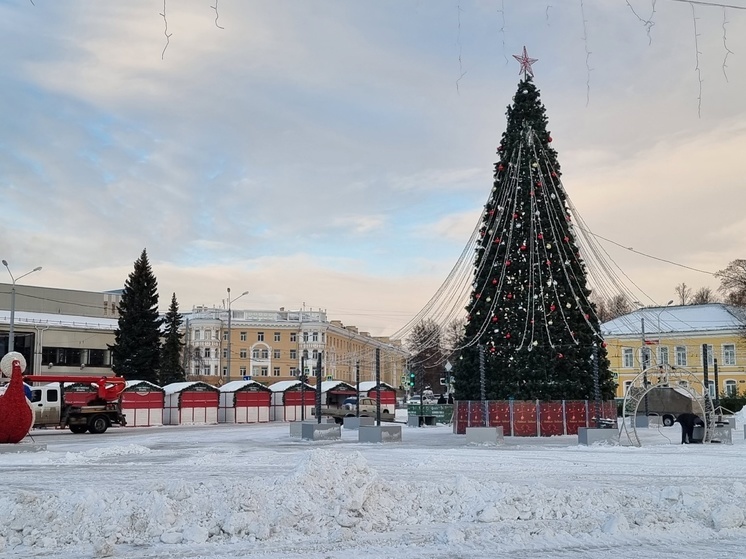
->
[110, 249, 162, 383]
[160, 292, 186, 385]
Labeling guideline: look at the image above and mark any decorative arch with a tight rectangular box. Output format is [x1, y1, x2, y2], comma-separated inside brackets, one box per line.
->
[620, 363, 712, 447]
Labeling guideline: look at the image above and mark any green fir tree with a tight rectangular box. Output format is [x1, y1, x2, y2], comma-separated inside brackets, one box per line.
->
[160, 292, 186, 385]
[454, 74, 615, 402]
[110, 249, 162, 383]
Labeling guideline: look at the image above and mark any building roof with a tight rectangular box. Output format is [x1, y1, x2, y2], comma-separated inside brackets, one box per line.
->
[219, 380, 271, 392]
[601, 303, 746, 337]
[268, 380, 301, 392]
[125, 380, 164, 392]
[320, 380, 356, 393]
[357, 380, 396, 392]
[0, 310, 118, 330]
[163, 381, 218, 394]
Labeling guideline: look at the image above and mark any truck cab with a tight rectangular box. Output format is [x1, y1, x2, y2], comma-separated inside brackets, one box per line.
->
[30, 385, 63, 427]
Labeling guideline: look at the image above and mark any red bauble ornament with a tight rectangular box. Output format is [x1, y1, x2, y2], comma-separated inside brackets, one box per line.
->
[557, 353, 564, 359]
[475, 293, 481, 299]
[551, 171, 557, 178]
[550, 304, 556, 312]
[520, 244, 527, 251]
[505, 333, 511, 339]
[602, 342, 607, 348]
[490, 346, 496, 353]
[506, 260, 511, 266]
[498, 164, 505, 171]
[536, 181, 542, 187]
[546, 259, 551, 266]
[497, 145, 504, 152]
[538, 233, 543, 240]
[513, 212, 520, 219]
[492, 278, 498, 285]
[584, 314, 590, 319]
[563, 236, 569, 242]
[492, 316, 498, 323]
[548, 135, 553, 142]
[506, 293, 513, 300]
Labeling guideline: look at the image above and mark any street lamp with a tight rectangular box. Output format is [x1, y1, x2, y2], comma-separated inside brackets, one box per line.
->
[2, 260, 42, 353]
[225, 287, 249, 383]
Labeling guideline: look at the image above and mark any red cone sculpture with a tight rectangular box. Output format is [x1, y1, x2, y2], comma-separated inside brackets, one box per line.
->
[0, 359, 34, 443]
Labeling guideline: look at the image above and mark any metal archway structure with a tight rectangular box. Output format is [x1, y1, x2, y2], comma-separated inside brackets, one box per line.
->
[620, 363, 712, 447]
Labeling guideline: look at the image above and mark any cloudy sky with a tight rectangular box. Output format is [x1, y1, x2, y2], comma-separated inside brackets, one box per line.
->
[2, 0, 745, 336]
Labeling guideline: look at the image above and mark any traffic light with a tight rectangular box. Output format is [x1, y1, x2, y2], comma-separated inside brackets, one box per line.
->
[408, 371, 416, 388]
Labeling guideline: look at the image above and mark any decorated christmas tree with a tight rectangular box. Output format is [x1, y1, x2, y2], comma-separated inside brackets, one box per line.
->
[454, 48, 615, 402]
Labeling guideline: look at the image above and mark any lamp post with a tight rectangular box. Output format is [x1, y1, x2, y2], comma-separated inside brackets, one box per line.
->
[2, 260, 42, 353]
[225, 287, 248, 383]
[656, 300, 674, 367]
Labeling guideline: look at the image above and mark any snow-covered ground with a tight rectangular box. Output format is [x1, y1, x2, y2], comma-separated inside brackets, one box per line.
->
[2, 413, 746, 559]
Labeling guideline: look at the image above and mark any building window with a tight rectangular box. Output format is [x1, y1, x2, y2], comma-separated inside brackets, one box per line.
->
[290, 367, 298, 376]
[261, 367, 268, 376]
[701, 344, 714, 367]
[240, 349, 247, 359]
[290, 333, 297, 342]
[624, 381, 632, 394]
[273, 367, 281, 376]
[274, 349, 281, 359]
[252, 349, 260, 359]
[88, 349, 106, 367]
[258, 332, 264, 342]
[707, 380, 716, 398]
[312, 349, 318, 359]
[223, 348, 228, 359]
[658, 346, 669, 365]
[239, 366, 246, 377]
[223, 332, 228, 341]
[222, 366, 228, 376]
[303, 332, 309, 342]
[261, 349, 269, 359]
[622, 348, 634, 368]
[204, 348, 211, 358]
[204, 329, 211, 340]
[725, 379, 737, 396]
[274, 332, 281, 342]
[723, 344, 736, 366]
[42, 347, 82, 366]
[312, 331, 318, 342]
[194, 348, 201, 359]
[290, 349, 297, 359]
[252, 366, 261, 376]
[641, 347, 651, 370]
[675, 346, 687, 367]
[240, 332, 247, 341]
[203, 367, 210, 376]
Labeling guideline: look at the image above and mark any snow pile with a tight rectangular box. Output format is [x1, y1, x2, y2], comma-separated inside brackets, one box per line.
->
[2, 445, 746, 557]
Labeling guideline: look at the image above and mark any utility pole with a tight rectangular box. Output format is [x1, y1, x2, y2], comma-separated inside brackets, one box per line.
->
[315, 351, 323, 424]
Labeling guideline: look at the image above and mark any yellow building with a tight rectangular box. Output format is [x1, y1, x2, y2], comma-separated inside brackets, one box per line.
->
[184, 307, 408, 388]
[601, 303, 746, 400]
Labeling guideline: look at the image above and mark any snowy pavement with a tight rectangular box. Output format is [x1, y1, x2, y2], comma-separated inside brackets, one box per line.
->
[1, 418, 746, 559]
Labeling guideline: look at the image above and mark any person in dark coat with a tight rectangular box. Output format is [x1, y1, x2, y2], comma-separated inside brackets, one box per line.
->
[675, 413, 704, 444]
